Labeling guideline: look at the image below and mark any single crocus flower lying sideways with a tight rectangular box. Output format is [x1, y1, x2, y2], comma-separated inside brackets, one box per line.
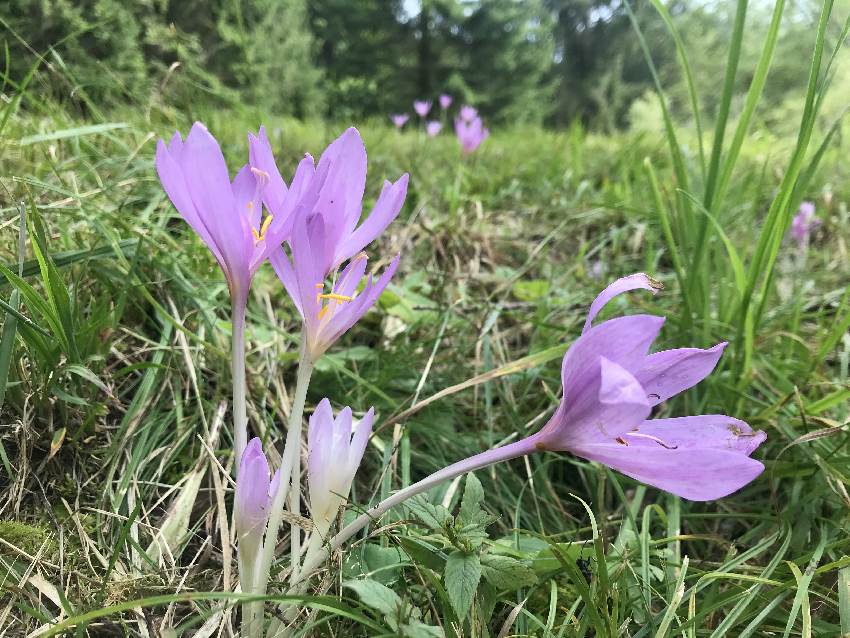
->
[426, 121, 442, 137]
[527, 274, 766, 500]
[455, 114, 489, 155]
[790, 201, 820, 246]
[390, 113, 410, 128]
[439, 93, 453, 110]
[307, 399, 374, 541]
[295, 273, 768, 585]
[414, 99, 432, 117]
[459, 105, 478, 122]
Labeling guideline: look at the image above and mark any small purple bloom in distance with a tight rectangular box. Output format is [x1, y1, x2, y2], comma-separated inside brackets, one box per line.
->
[790, 201, 820, 245]
[525, 274, 766, 500]
[390, 114, 410, 128]
[426, 121, 442, 137]
[413, 100, 432, 118]
[308, 399, 374, 537]
[459, 105, 478, 122]
[156, 123, 293, 303]
[439, 93, 453, 110]
[235, 438, 281, 558]
[455, 115, 489, 155]
[268, 128, 407, 361]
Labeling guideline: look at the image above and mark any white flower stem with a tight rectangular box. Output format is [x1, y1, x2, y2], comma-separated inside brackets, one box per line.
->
[283, 342, 314, 584]
[292, 436, 538, 590]
[232, 300, 248, 473]
[250, 337, 313, 636]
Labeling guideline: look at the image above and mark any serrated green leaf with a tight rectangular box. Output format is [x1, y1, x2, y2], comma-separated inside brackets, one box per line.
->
[444, 550, 481, 620]
[406, 494, 452, 530]
[459, 473, 484, 524]
[343, 579, 401, 617]
[480, 554, 538, 589]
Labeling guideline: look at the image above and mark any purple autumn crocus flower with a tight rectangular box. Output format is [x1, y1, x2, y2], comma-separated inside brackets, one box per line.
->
[790, 201, 820, 246]
[413, 100, 432, 118]
[235, 438, 281, 565]
[390, 114, 410, 129]
[156, 123, 296, 467]
[455, 115, 489, 155]
[439, 94, 453, 110]
[459, 105, 478, 122]
[307, 399, 374, 540]
[523, 274, 766, 500]
[426, 121, 442, 137]
[263, 128, 408, 362]
[156, 123, 292, 302]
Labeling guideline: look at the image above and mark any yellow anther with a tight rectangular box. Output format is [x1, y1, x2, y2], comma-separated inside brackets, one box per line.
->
[317, 293, 353, 304]
[252, 214, 274, 244]
[317, 306, 330, 319]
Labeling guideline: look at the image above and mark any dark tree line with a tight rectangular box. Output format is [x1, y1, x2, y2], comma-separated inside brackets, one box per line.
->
[1, 0, 831, 128]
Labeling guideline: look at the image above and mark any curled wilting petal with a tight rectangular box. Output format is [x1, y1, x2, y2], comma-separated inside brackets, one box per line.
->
[308, 399, 374, 538]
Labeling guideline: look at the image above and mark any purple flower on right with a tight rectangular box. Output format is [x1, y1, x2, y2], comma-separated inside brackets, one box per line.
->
[790, 201, 820, 246]
[527, 274, 766, 500]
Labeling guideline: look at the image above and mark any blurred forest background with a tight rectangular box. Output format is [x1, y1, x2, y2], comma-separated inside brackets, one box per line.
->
[4, 0, 849, 131]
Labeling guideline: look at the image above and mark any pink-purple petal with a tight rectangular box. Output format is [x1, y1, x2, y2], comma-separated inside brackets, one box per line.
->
[636, 342, 727, 406]
[631, 414, 767, 455]
[572, 443, 765, 501]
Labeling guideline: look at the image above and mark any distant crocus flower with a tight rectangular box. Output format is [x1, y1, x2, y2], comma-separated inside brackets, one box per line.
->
[413, 100, 432, 117]
[459, 105, 478, 122]
[790, 201, 820, 246]
[235, 438, 281, 566]
[390, 114, 409, 128]
[426, 121, 442, 137]
[439, 94, 453, 110]
[308, 399, 374, 540]
[268, 128, 407, 362]
[455, 115, 489, 155]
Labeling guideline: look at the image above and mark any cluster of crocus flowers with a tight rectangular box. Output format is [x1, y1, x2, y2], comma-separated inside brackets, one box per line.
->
[790, 201, 820, 247]
[455, 105, 489, 154]
[157, 117, 767, 635]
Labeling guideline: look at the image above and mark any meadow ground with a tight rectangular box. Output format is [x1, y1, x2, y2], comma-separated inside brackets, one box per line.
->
[1, 104, 849, 636]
